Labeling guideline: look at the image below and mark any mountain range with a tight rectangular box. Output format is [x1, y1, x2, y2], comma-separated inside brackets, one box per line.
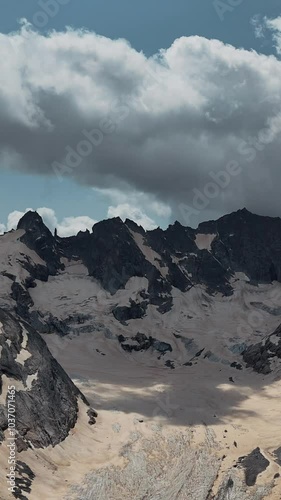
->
[1, 208, 281, 499]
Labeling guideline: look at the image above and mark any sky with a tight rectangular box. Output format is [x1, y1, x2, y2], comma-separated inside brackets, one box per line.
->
[0, 0, 281, 234]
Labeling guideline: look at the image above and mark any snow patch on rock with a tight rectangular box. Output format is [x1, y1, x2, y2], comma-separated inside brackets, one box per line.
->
[195, 233, 216, 251]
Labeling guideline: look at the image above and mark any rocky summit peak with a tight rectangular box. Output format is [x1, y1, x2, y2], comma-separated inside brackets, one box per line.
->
[240, 207, 251, 214]
[17, 211, 48, 233]
[17, 211, 63, 276]
[125, 218, 146, 235]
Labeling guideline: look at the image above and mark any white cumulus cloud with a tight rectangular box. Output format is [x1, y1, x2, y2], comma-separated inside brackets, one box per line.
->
[265, 16, 281, 54]
[0, 207, 97, 236]
[107, 203, 157, 230]
[1, 22, 281, 224]
[95, 187, 171, 228]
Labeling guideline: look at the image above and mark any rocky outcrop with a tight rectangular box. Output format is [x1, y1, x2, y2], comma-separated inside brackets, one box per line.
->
[242, 323, 281, 375]
[14, 461, 35, 500]
[112, 299, 148, 323]
[11, 283, 34, 320]
[118, 332, 172, 355]
[0, 309, 96, 450]
[238, 448, 270, 486]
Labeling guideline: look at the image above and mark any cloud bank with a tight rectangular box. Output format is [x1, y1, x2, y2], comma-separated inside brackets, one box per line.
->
[1, 21, 281, 225]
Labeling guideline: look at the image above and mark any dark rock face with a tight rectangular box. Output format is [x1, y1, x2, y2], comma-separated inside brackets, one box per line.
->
[273, 447, 281, 466]
[124, 218, 146, 236]
[230, 362, 243, 371]
[11, 283, 34, 320]
[58, 217, 173, 313]
[85, 219, 171, 311]
[10, 208, 281, 324]
[24, 311, 81, 336]
[146, 221, 232, 295]
[118, 332, 172, 355]
[17, 211, 63, 276]
[112, 300, 148, 323]
[20, 258, 49, 283]
[147, 221, 196, 256]
[39, 314, 70, 336]
[165, 360, 175, 369]
[242, 323, 281, 375]
[1, 271, 16, 281]
[24, 276, 36, 289]
[15, 208, 281, 295]
[238, 448, 270, 486]
[242, 343, 272, 375]
[198, 208, 281, 284]
[147, 209, 281, 295]
[87, 408, 98, 425]
[0, 309, 94, 450]
[61, 218, 153, 293]
[14, 461, 35, 500]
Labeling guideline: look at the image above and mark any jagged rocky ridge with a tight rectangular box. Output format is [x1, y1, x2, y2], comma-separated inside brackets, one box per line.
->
[0, 309, 96, 451]
[3, 208, 281, 375]
[9, 208, 281, 328]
